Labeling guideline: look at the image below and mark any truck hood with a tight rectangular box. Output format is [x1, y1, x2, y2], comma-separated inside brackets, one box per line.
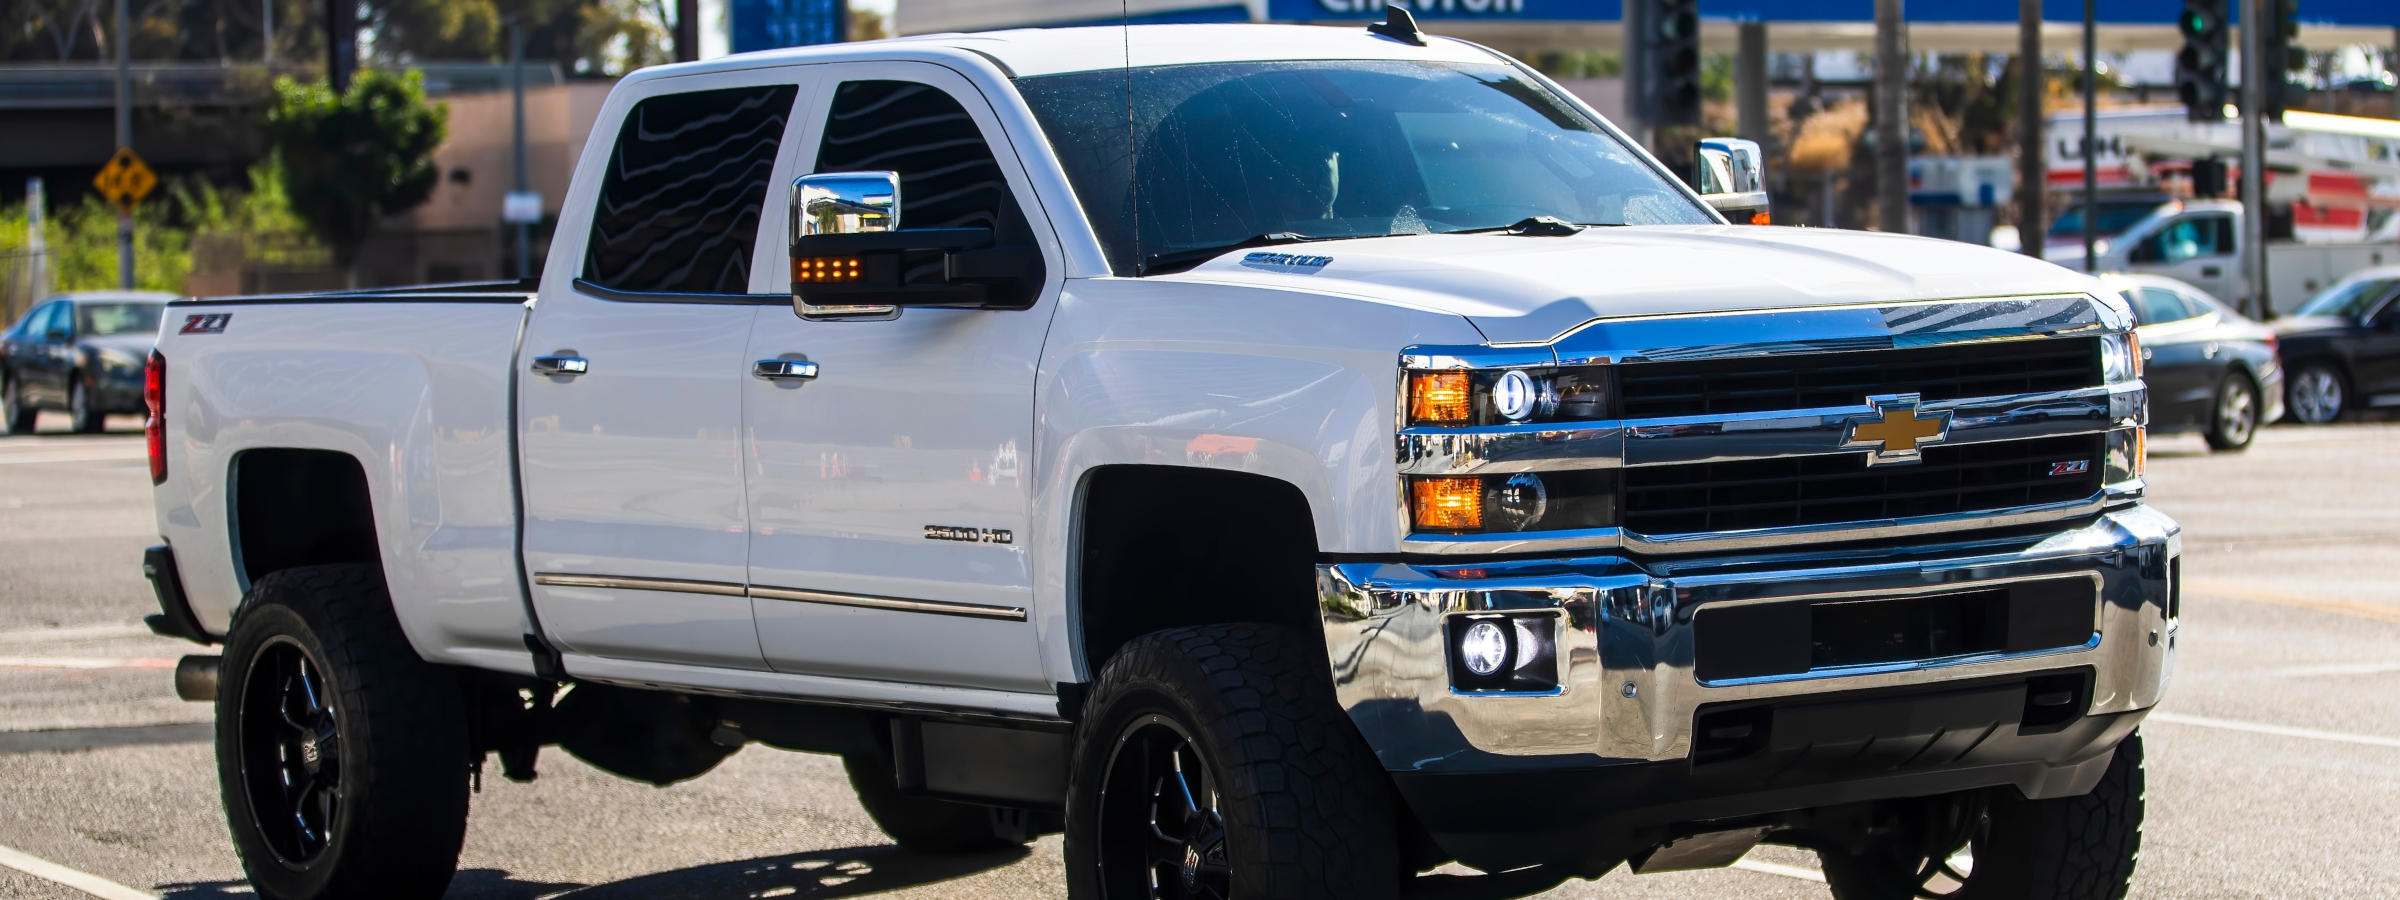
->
[1169, 225, 2110, 345]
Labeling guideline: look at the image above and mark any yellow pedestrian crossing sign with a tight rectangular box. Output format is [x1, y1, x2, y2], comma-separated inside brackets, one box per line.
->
[93, 147, 157, 213]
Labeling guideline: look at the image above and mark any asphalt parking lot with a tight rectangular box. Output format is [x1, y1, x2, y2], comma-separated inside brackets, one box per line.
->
[1, 413, 2395, 900]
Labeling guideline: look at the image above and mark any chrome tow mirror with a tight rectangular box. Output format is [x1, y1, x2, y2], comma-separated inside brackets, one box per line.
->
[1693, 137, 1770, 224]
[789, 170, 1036, 318]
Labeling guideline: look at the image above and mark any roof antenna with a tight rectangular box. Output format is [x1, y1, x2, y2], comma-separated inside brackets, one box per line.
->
[1366, 4, 1426, 46]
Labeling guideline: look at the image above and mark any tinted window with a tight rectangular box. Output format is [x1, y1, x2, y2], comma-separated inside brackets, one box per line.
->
[2152, 216, 2233, 263]
[1020, 60, 1711, 275]
[2136, 288, 2195, 325]
[815, 81, 1008, 231]
[2296, 278, 2400, 319]
[35, 302, 68, 337]
[2048, 202, 2163, 238]
[583, 84, 798, 294]
[79, 303, 164, 337]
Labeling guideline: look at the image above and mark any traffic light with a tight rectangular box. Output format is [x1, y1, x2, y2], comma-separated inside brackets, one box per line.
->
[1643, 0, 1701, 127]
[2259, 0, 2303, 122]
[2191, 157, 2227, 197]
[2174, 0, 2228, 122]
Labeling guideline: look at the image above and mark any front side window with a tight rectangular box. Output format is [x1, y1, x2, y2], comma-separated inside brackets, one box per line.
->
[1019, 60, 1711, 275]
[2151, 216, 2233, 263]
[2135, 288, 2195, 325]
[816, 81, 1009, 231]
[2295, 278, 2400, 319]
[584, 84, 798, 294]
[79, 303, 164, 337]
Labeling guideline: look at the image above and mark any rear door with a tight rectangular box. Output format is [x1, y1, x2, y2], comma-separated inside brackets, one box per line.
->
[517, 71, 807, 671]
[741, 64, 1061, 693]
[27, 302, 72, 405]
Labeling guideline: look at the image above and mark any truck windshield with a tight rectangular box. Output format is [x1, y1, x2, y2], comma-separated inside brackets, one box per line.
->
[2293, 278, 2398, 319]
[2046, 202, 2164, 240]
[1017, 60, 1711, 275]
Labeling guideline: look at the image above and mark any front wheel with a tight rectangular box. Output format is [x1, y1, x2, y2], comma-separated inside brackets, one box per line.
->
[1, 373, 33, 434]
[217, 565, 470, 900]
[1066, 624, 1397, 900]
[2204, 374, 2259, 451]
[2287, 363, 2347, 424]
[1819, 733, 2145, 900]
[67, 374, 103, 433]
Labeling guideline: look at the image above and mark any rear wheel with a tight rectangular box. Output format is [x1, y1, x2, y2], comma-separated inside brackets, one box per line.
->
[1, 373, 32, 434]
[67, 374, 103, 433]
[217, 565, 469, 900]
[2287, 363, 2347, 424]
[2204, 374, 2259, 451]
[1819, 733, 2144, 900]
[1065, 624, 1397, 900]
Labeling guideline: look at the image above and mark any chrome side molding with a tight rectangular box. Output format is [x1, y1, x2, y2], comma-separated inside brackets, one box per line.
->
[532, 572, 744, 596]
[532, 572, 1025, 621]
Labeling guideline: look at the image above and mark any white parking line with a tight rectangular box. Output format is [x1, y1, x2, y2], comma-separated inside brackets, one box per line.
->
[2266, 661, 2400, 678]
[0, 843, 159, 900]
[0, 656, 177, 669]
[0, 624, 158, 643]
[1731, 857, 1827, 882]
[2149, 712, 2400, 749]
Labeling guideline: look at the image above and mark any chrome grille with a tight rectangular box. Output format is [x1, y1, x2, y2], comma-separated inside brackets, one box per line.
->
[1623, 434, 2105, 535]
[1618, 338, 2101, 419]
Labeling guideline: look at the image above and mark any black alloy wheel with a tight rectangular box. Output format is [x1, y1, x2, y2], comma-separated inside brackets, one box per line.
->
[238, 638, 344, 864]
[2204, 374, 2259, 451]
[2, 373, 32, 434]
[1097, 715, 1229, 900]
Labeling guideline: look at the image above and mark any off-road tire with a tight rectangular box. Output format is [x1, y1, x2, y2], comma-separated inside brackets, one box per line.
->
[2, 373, 34, 434]
[1821, 732, 2145, 900]
[843, 751, 1021, 853]
[67, 374, 103, 433]
[216, 564, 470, 900]
[2203, 374, 2259, 451]
[1064, 624, 1397, 900]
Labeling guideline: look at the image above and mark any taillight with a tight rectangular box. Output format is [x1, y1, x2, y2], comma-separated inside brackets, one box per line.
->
[145, 351, 165, 484]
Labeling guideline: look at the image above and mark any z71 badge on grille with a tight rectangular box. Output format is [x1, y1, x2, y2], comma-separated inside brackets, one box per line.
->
[1841, 393, 1953, 467]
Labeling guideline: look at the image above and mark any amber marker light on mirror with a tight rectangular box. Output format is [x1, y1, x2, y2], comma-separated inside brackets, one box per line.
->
[793, 256, 863, 283]
[1409, 372, 1471, 425]
[1412, 476, 1484, 531]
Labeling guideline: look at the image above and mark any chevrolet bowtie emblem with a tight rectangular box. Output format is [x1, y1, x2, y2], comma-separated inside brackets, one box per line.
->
[1842, 394, 1952, 466]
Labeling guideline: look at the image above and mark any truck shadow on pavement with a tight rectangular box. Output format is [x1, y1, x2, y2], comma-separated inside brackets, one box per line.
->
[154, 843, 1033, 899]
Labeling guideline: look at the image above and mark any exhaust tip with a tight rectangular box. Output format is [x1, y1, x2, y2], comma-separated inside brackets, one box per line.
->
[175, 655, 220, 702]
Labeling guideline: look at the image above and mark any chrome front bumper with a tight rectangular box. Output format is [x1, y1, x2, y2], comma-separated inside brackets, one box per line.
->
[1320, 505, 2178, 773]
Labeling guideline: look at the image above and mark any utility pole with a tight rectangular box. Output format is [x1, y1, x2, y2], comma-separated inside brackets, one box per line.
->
[114, 0, 133, 290]
[25, 179, 46, 310]
[675, 0, 700, 62]
[326, 0, 356, 92]
[2238, 0, 2271, 317]
[1874, 0, 1908, 233]
[2018, 0, 2044, 257]
[512, 21, 530, 281]
[1737, 21, 1768, 150]
[262, 0, 274, 66]
[2081, 0, 2097, 273]
[1621, 0, 1648, 150]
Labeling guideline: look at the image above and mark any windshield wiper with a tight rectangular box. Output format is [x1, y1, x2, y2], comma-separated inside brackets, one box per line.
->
[1138, 232, 1322, 276]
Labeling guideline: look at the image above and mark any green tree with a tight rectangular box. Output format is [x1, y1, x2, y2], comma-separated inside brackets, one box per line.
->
[261, 69, 448, 270]
[1, 196, 192, 294]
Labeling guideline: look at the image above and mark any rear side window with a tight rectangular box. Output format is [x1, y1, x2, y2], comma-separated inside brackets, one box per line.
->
[815, 81, 1007, 231]
[583, 84, 798, 295]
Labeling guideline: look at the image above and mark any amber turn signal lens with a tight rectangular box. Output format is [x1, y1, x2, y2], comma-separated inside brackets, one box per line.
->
[1410, 372, 1471, 425]
[793, 256, 863, 283]
[2133, 427, 2146, 477]
[1412, 477, 1484, 531]
[2126, 331, 2143, 378]
[1748, 210, 1770, 225]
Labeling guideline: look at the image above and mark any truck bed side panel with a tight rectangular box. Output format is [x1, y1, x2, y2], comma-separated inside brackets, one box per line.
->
[154, 299, 534, 672]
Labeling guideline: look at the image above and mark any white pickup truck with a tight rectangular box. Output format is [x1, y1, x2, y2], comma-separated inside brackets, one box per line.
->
[141, 18, 2175, 900]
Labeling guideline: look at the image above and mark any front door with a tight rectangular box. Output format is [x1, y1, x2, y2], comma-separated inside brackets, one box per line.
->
[2357, 288, 2400, 406]
[2143, 214, 2238, 302]
[744, 64, 1060, 693]
[2131, 286, 2214, 429]
[517, 71, 806, 671]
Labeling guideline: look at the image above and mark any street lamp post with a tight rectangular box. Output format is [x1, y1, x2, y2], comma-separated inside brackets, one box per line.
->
[114, 0, 133, 290]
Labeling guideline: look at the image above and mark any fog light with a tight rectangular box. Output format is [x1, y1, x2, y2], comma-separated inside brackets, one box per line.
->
[1460, 620, 1509, 676]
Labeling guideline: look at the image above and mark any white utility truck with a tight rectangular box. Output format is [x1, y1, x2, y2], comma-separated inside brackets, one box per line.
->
[141, 16, 2174, 900]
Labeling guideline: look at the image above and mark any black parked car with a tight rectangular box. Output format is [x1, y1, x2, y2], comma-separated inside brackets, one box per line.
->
[2102, 273, 2284, 451]
[1, 291, 175, 434]
[2274, 266, 2400, 424]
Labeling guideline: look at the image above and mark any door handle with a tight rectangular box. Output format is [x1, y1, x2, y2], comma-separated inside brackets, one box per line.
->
[530, 356, 589, 376]
[755, 359, 819, 379]
[2201, 266, 2222, 277]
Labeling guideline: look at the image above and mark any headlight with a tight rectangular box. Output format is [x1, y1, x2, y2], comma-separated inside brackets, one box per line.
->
[2100, 332, 2142, 383]
[1406, 366, 1612, 426]
[1409, 471, 1619, 534]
